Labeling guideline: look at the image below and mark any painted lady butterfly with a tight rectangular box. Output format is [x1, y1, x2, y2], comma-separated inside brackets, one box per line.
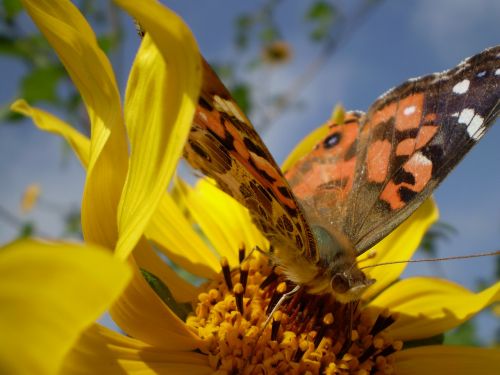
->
[184, 46, 500, 303]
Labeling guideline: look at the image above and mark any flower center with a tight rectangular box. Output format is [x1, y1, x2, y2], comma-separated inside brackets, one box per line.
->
[185, 247, 402, 374]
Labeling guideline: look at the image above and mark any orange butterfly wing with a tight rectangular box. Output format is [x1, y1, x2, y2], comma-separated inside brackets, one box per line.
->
[286, 46, 500, 254]
[184, 59, 318, 261]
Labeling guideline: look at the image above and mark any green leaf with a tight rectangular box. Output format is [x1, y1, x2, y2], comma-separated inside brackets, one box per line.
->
[234, 14, 253, 49]
[63, 209, 82, 238]
[403, 333, 445, 349]
[97, 32, 121, 54]
[306, 1, 335, 21]
[18, 222, 34, 238]
[235, 31, 248, 50]
[419, 221, 457, 256]
[231, 83, 251, 115]
[20, 65, 64, 103]
[235, 14, 253, 29]
[140, 268, 192, 320]
[310, 27, 329, 42]
[0, 105, 23, 123]
[2, 0, 23, 20]
[496, 253, 500, 279]
[0, 35, 54, 62]
[212, 63, 234, 81]
[444, 320, 480, 346]
[259, 27, 278, 43]
[305, 1, 338, 42]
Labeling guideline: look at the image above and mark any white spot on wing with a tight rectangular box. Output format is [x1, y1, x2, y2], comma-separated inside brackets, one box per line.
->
[412, 152, 432, 166]
[452, 79, 470, 94]
[403, 105, 416, 116]
[457, 108, 484, 140]
[495, 68, 500, 76]
[477, 71, 487, 78]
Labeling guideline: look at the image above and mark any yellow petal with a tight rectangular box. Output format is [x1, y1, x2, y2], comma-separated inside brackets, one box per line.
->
[281, 122, 330, 172]
[146, 194, 220, 279]
[176, 178, 267, 267]
[133, 237, 199, 303]
[370, 277, 500, 341]
[21, 0, 129, 249]
[196, 179, 269, 254]
[63, 324, 212, 374]
[109, 257, 205, 351]
[114, 0, 201, 261]
[11, 100, 90, 167]
[0, 239, 131, 375]
[175, 179, 236, 265]
[394, 346, 500, 375]
[361, 198, 439, 299]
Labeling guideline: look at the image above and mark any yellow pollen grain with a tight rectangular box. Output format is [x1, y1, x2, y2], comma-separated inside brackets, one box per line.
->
[373, 337, 385, 349]
[323, 312, 334, 325]
[273, 310, 283, 322]
[208, 288, 220, 301]
[351, 329, 360, 341]
[276, 282, 287, 294]
[233, 283, 244, 294]
[393, 340, 403, 351]
[241, 261, 249, 272]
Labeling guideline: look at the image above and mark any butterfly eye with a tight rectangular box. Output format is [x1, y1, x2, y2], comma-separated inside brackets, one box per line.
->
[330, 273, 350, 294]
[323, 132, 341, 149]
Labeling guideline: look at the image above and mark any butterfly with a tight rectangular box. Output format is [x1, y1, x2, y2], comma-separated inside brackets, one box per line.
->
[184, 46, 500, 303]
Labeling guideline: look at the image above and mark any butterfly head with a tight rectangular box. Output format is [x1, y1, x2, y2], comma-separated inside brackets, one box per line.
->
[311, 225, 375, 303]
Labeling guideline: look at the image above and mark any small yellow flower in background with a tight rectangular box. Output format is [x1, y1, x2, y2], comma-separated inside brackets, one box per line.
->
[2, 0, 499, 374]
[20, 183, 40, 213]
[262, 40, 293, 64]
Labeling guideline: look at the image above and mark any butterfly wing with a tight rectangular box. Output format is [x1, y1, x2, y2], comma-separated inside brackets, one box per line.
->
[287, 45, 500, 255]
[285, 111, 363, 229]
[184, 59, 318, 261]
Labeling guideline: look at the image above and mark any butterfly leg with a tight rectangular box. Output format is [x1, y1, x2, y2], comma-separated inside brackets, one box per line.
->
[338, 300, 358, 358]
[244, 285, 301, 369]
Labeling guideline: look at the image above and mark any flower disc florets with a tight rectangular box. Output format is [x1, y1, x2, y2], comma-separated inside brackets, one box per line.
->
[186, 247, 402, 374]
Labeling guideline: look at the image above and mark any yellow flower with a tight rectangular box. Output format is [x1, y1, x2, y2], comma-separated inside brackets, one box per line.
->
[20, 183, 41, 213]
[262, 40, 293, 64]
[6, 0, 500, 374]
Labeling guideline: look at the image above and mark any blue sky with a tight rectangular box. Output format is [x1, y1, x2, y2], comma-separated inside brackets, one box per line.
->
[0, 1, 498, 342]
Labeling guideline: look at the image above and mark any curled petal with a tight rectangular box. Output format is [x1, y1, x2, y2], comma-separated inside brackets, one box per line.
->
[11, 100, 90, 169]
[114, 0, 201, 260]
[0, 240, 130, 375]
[370, 277, 500, 341]
[21, 0, 129, 249]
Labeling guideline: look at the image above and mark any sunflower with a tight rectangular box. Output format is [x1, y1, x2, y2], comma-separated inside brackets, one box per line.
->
[3, 0, 500, 374]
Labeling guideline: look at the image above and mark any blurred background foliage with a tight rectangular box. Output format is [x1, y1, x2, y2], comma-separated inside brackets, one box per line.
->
[0, 0, 497, 346]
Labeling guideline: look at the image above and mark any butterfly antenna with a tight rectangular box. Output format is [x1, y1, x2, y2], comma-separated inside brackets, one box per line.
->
[359, 250, 500, 271]
[347, 250, 377, 272]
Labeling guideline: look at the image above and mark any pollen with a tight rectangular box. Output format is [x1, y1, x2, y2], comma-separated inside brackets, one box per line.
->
[186, 248, 402, 374]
